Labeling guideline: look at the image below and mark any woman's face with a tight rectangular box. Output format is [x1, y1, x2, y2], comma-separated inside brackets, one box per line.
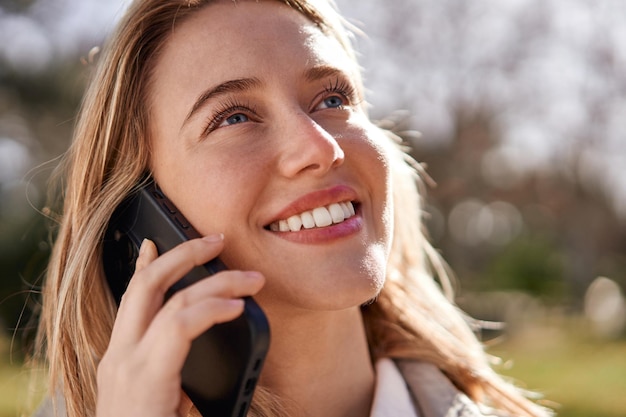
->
[148, 0, 392, 313]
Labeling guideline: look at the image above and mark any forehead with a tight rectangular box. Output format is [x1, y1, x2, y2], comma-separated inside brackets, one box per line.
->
[152, 0, 356, 89]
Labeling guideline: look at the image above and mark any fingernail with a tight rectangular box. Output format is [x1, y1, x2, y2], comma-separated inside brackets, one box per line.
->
[245, 271, 263, 280]
[138, 238, 148, 255]
[228, 298, 245, 309]
[202, 233, 224, 243]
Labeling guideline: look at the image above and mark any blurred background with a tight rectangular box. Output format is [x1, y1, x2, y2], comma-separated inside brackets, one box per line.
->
[1, 0, 625, 416]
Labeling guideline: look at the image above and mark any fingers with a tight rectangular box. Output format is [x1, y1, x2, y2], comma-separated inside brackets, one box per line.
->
[111, 238, 160, 344]
[109, 234, 223, 345]
[141, 298, 245, 372]
[141, 270, 264, 368]
[128, 234, 226, 304]
[166, 270, 265, 307]
[99, 234, 266, 417]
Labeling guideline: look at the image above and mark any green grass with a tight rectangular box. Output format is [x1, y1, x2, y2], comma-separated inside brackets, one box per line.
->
[489, 324, 626, 417]
[0, 362, 45, 417]
[0, 336, 46, 417]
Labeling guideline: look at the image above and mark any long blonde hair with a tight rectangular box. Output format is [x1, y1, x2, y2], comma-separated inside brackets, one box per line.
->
[35, 0, 547, 416]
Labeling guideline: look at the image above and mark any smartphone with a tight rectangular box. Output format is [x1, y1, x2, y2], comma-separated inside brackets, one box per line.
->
[102, 179, 270, 417]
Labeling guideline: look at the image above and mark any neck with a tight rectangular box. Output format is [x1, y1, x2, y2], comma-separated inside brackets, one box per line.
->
[259, 306, 375, 417]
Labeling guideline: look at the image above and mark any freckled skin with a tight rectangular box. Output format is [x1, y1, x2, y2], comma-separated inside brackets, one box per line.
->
[149, 0, 392, 315]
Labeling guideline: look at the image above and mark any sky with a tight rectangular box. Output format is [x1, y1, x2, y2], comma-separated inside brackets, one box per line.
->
[1, 0, 625, 221]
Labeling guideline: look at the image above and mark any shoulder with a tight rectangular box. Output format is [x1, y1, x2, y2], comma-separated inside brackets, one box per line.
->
[395, 359, 499, 417]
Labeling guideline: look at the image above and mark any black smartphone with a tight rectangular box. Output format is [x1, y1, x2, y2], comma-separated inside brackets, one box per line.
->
[102, 179, 270, 417]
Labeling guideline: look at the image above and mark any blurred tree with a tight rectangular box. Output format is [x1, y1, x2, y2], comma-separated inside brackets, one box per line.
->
[0, 213, 50, 358]
[0, 62, 85, 154]
[410, 105, 626, 306]
[485, 235, 565, 301]
[0, 0, 37, 13]
[0, 57, 86, 354]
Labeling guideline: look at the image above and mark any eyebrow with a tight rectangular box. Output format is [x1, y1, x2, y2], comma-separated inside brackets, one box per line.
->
[304, 65, 348, 83]
[183, 77, 261, 126]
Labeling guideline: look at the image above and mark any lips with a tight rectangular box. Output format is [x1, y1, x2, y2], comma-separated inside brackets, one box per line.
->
[267, 201, 356, 232]
[264, 185, 360, 233]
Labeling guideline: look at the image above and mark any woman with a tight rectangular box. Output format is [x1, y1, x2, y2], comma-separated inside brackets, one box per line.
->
[34, 0, 549, 416]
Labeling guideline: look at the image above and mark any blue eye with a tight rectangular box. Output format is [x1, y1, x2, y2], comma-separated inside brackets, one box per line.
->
[203, 101, 258, 136]
[322, 95, 344, 109]
[222, 113, 249, 126]
[314, 77, 358, 112]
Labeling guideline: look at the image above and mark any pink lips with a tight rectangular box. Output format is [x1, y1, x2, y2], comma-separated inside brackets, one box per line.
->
[268, 185, 359, 224]
[265, 185, 363, 244]
[271, 214, 363, 244]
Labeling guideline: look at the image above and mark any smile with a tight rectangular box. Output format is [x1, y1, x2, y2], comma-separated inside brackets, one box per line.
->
[267, 201, 356, 232]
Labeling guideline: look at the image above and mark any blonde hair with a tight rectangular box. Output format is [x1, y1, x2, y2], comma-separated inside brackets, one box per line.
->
[34, 0, 547, 416]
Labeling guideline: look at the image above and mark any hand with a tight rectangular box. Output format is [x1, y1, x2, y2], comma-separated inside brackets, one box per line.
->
[96, 235, 265, 417]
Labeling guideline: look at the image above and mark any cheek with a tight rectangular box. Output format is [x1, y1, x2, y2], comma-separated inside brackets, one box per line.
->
[377, 159, 394, 258]
[150, 140, 269, 236]
[361, 126, 395, 252]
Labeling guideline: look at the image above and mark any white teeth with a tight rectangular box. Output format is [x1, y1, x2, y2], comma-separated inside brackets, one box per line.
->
[328, 203, 345, 223]
[340, 202, 351, 218]
[269, 201, 356, 232]
[287, 215, 303, 231]
[346, 202, 355, 216]
[312, 207, 332, 227]
[301, 211, 316, 229]
[279, 220, 289, 232]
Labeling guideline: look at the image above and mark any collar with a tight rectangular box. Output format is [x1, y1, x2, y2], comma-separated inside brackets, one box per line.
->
[370, 358, 420, 417]
[396, 359, 490, 417]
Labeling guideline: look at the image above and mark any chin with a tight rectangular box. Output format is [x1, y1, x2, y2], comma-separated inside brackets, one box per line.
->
[249, 243, 389, 314]
[252, 269, 382, 317]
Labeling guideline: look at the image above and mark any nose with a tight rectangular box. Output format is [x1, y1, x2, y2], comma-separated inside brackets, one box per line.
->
[276, 111, 345, 178]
